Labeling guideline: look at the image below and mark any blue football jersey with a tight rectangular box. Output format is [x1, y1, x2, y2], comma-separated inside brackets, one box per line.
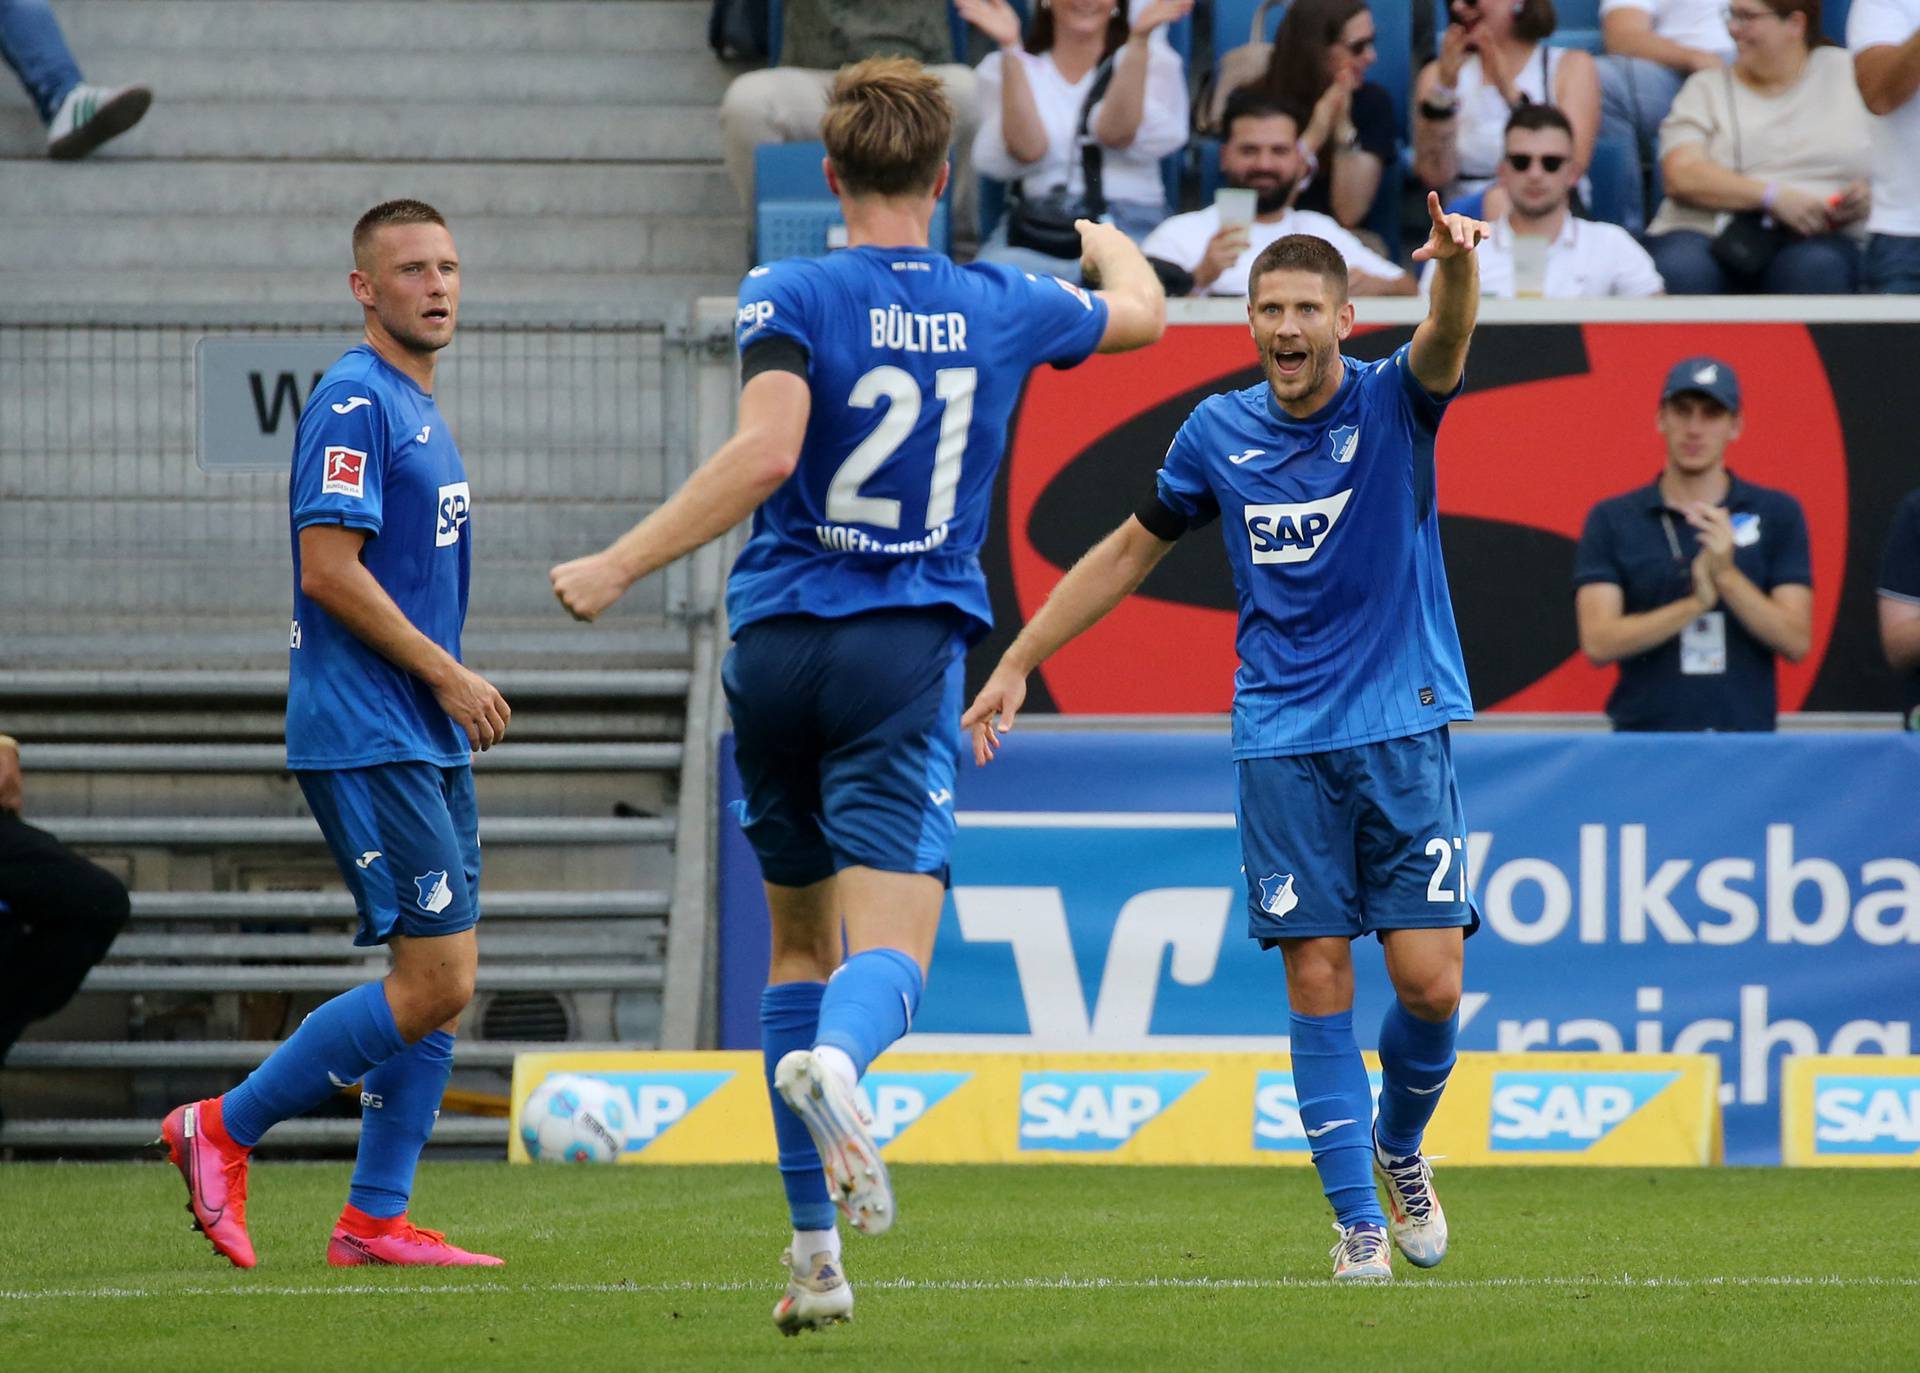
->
[1154, 344, 1473, 758]
[287, 344, 472, 770]
[727, 245, 1109, 641]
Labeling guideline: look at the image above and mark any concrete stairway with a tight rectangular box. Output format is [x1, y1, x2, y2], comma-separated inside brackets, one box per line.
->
[0, 0, 748, 311]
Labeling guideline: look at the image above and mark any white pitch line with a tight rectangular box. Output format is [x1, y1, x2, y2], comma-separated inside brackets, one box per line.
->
[3, 1275, 1918, 1301]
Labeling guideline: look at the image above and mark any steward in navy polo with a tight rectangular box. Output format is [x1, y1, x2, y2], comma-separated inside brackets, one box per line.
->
[1573, 357, 1814, 732]
[1876, 488, 1920, 731]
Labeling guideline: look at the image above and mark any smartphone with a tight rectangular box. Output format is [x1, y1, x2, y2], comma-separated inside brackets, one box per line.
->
[1215, 188, 1257, 230]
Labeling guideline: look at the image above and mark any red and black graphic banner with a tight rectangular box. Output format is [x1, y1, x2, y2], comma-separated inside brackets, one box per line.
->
[974, 321, 1916, 715]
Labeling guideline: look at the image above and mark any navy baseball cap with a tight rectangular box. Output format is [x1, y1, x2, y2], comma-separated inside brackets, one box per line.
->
[1660, 356, 1741, 412]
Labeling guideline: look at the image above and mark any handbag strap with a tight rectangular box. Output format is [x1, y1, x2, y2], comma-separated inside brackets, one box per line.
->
[1075, 55, 1118, 219]
[1723, 65, 1743, 175]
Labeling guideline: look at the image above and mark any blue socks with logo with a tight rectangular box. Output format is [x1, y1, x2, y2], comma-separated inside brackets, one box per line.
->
[762, 981, 834, 1231]
[348, 1028, 456, 1218]
[1374, 999, 1458, 1161]
[221, 981, 409, 1148]
[1289, 1009, 1385, 1227]
[815, 948, 923, 1077]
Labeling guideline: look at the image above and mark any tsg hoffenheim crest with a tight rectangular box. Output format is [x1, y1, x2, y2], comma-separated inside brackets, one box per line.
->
[1330, 425, 1358, 464]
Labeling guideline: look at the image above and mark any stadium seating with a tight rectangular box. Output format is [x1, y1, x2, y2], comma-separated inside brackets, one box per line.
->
[757, 140, 953, 260]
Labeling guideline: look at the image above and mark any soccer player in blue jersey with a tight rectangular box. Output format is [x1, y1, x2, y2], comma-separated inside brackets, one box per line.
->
[548, 57, 1165, 1332]
[966, 194, 1492, 1283]
[161, 199, 510, 1270]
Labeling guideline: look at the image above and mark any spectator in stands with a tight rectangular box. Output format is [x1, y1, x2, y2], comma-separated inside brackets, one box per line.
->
[1878, 489, 1920, 730]
[1413, 0, 1601, 216]
[719, 1, 981, 248]
[965, 0, 1192, 279]
[1254, 0, 1397, 234]
[1574, 358, 1812, 732]
[1597, 1, 1733, 214]
[1644, 0, 1871, 293]
[0, 734, 131, 1109]
[1143, 89, 1411, 295]
[0, 0, 150, 159]
[1421, 103, 1663, 295]
[1849, 0, 1920, 292]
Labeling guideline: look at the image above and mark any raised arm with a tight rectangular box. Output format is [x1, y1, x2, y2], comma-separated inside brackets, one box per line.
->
[549, 368, 810, 620]
[1407, 191, 1488, 396]
[1078, 219, 1168, 353]
[1854, 27, 1920, 116]
[962, 515, 1175, 763]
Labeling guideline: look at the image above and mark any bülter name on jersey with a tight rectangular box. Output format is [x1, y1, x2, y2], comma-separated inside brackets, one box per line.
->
[1244, 490, 1354, 565]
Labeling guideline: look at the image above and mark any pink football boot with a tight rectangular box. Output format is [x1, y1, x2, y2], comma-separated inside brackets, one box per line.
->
[159, 1097, 257, 1269]
[326, 1204, 504, 1267]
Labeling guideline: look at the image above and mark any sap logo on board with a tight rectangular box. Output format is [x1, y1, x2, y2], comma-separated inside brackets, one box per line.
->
[1489, 1071, 1677, 1152]
[1018, 1071, 1203, 1152]
[598, 1072, 733, 1151]
[1244, 490, 1353, 565]
[1252, 1069, 1383, 1153]
[856, 1072, 970, 1148]
[1814, 1076, 1920, 1155]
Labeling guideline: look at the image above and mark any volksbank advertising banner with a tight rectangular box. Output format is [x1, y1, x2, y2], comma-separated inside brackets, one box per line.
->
[716, 732, 1920, 1165]
[508, 1051, 1719, 1166]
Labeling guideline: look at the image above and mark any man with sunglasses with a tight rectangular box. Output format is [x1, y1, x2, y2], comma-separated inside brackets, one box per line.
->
[1420, 104, 1664, 297]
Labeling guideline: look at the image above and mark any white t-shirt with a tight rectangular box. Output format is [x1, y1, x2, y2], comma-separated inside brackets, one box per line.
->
[1849, 0, 1920, 235]
[1599, 0, 1736, 59]
[1648, 47, 1873, 237]
[1141, 204, 1407, 295]
[1452, 46, 1571, 196]
[1417, 213, 1665, 297]
[972, 44, 1189, 209]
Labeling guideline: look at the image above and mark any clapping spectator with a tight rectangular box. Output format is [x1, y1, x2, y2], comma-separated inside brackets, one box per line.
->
[1256, 0, 1397, 234]
[1143, 89, 1412, 295]
[1645, 0, 1871, 294]
[1597, 0, 1733, 227]
[1848, 0, 1920, 292]
[1413, 0, 1601, 215]
[1, 0, 150, 159]
[1420, 104, 1663, 295]
[965, 0, 1192, 279]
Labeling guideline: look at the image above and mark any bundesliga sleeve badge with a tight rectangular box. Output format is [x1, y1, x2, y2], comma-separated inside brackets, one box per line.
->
[322, 446, 368, 498]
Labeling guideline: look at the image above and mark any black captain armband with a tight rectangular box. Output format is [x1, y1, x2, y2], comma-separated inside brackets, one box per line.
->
[1134, 492, 1190, 542]
[740, 335, 810, 385]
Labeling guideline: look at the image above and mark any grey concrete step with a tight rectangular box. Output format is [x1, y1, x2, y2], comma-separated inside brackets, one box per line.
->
[0, 100, 723, 161]
[9, 1039, 631, 1069]
[25, 742, 683, 773]
[82, 962, 664, 992]
[0, 161, 738, 217]
[106, 930, 657, 960]
[0, 668, 692, 701]
[53, 1, 713, 54]
[128, 890, 670, 921]
[0, 1116, 506, 1149]
[47, 815, 675, 845]
[0, 268, 734, 308]
[0, 213, 745, 274]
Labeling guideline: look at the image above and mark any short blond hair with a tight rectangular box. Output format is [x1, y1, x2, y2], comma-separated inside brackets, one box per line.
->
[352, 199, 447, 269]
[820, 57, 952, 198]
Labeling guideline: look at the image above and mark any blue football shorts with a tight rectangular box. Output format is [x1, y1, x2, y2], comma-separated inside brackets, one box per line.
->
[1236, 726, 1480, 944]
[296, 761, 481, 947]
[723, 607, 966, 889]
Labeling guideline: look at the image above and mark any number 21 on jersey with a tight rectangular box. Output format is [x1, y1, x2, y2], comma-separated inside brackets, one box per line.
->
[828, 365, 976, 531]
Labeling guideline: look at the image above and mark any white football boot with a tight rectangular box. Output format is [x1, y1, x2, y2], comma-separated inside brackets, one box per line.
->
[774, 1049, 895, 1236]
[1329, 1222, 1394, 1282]
[1374, 1134, 1450, 1268]
[772, 1247, 853, 1335]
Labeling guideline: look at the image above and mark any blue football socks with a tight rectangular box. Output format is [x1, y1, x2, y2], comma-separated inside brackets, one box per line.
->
[221, 981, 408, 1148]
[815, 948, 923, 1078]
[762, 980, 835, 1231]
[1374, 998, 1458, 1160]
[347, 1028, 455, 1218]
[1289, 1009, 1386, 1228]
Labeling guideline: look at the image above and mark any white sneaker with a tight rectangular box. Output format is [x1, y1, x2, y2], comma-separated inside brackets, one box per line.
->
[1329, 1222, 1393, 1282]
[1374, 1136, 1449, 1268]
[772, 1247, 852, 1335]
[47, 82, 152, 160]
[774, 1049, 894, 1236]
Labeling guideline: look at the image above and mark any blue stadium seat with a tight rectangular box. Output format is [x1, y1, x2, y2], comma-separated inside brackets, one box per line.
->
[1212, 0, 1288, 65]
[1555, 0, 1602, 29]
[756, 141, 950, 262]
[951, 0, 1030, 62]
[1823, 0, 1851, 42]
[1584, 135, 1642, 233]
[1369, 0, 1414, 140]
[768, 0, 782, 64]
[1549, 28, 1605, 53]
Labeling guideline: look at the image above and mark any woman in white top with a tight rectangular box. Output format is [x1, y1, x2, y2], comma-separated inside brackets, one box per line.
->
[1645, 0, 1871, 292]
[1414, 0, 1601, 214]
[961, 0, 1192, 278]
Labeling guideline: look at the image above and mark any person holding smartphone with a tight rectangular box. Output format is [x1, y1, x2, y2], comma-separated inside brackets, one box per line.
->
[1144, 89, 1412, 295]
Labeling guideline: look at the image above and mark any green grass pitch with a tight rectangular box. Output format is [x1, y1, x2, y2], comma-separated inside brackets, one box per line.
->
[1, 1162, 1912, 1372]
